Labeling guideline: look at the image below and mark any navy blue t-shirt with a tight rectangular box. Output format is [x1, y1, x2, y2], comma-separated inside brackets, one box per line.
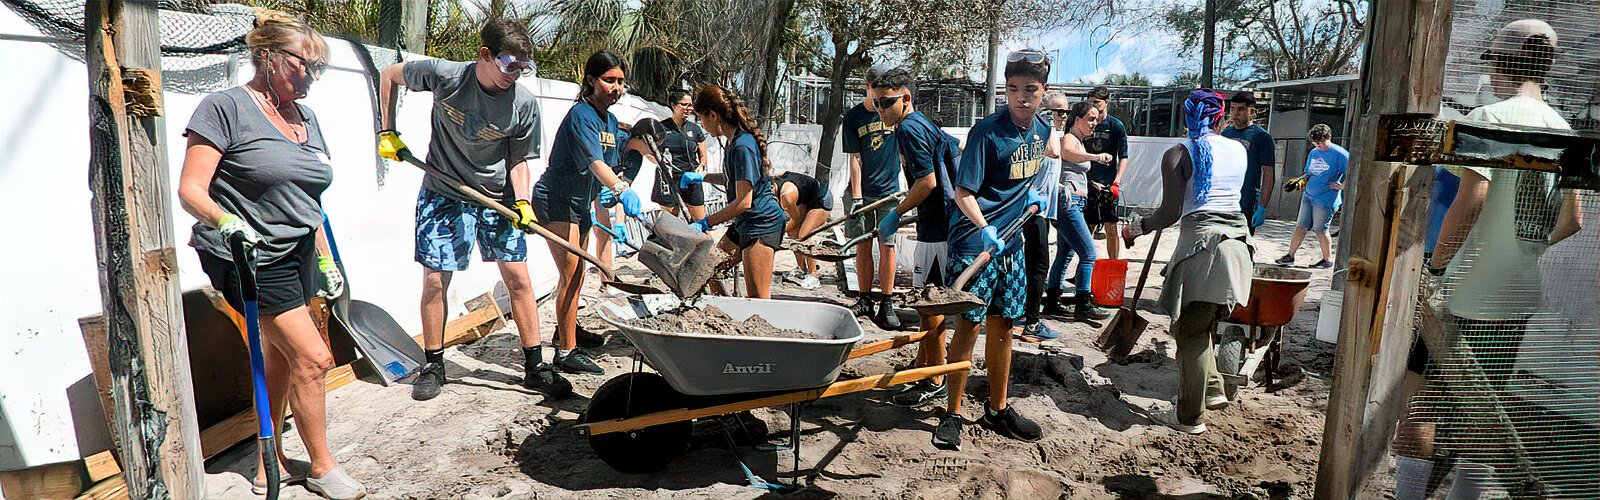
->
[1221, 124, 1275, 213]
[892, 110, 956, 243]
[1084, 115, 1129, 184]
[724, 132, 788, 236]
[842, 103, 900, 198]
[534, 101, 620, 204]
[949, 108, 1051, 257]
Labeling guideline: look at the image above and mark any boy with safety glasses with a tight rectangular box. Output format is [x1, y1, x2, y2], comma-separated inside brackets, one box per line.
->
[374, 18, 564, 401]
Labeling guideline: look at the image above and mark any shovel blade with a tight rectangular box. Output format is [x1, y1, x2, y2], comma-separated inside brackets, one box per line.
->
[1097, 307, 1150, 360]
[638, 213, 720, 298]
[906, 287, 985, 316]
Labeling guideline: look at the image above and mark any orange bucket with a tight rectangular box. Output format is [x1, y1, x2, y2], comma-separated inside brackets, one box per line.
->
[1090, 258, 1128, 307]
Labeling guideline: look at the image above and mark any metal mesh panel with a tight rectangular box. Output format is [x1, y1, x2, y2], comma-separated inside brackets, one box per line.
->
[1376, 2, 1600, 498]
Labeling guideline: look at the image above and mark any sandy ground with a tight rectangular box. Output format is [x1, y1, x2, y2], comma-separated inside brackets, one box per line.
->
[204, 219, 1346, 499]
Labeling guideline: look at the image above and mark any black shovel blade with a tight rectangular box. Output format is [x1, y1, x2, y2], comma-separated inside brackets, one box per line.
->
[1097, 306, 1150, 361]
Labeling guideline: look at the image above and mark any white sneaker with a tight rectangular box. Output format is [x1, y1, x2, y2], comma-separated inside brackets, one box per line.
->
[305, 466, 366, 500]
[1205, 395, 1230, 410]
[797, 273, 821, 290]
[1150, 403, 1206, 434]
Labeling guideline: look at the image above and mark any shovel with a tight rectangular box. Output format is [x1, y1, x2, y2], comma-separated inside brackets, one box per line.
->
[1096, 226, 1165, 361]
[907, 206, 1037, 316]
[227, 235, 280, 500]
[396, 150, 664, 295]
[320, 214, 424, 386]
[797, 192, 907, 241]
[793, 215, 919, 263]
[598, 137, 724, 299]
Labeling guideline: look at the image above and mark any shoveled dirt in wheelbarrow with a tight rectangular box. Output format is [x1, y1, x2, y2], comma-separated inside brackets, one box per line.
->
[630, 305, 831, 340]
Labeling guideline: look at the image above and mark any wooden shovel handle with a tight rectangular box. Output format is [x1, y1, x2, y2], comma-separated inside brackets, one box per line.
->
[1127, 227, 1164, 305]
[798, 192, 907, 241]
[950, 206, 1038, 290]
[398, 150, 619, 281]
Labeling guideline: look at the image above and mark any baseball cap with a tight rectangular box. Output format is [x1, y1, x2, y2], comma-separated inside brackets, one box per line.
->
[866, 63, 894, 86]
[1482, 19, 1559, 62]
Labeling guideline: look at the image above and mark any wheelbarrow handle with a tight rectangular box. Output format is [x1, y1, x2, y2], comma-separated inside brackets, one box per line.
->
[950, 206, 1038, 290]
[798, 192, 907, 241]
[398, 150, 621, 282]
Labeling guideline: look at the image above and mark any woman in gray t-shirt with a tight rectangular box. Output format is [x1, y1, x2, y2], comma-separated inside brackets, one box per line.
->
[174, 17, 365, 500]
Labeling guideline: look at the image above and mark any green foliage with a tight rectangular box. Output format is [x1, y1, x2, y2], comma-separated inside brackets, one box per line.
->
[1160, 0, 1365, 83]
[1101, 72, 1151, 86]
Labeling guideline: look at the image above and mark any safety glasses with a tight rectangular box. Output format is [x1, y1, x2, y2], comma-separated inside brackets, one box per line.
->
[1006, 50, 1048, 64]
[494, 53, 537, 78]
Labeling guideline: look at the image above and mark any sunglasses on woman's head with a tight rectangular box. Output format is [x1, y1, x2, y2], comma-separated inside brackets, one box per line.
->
[494, 53, 536, 77]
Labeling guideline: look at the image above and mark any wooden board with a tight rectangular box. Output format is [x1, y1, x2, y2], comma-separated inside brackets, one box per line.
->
[83, 451, 120, 483]
[1375, 114, 1600, 189]
[1, 462, 84, 500]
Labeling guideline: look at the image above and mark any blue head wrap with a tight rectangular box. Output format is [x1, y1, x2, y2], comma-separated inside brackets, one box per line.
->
[1183, 89, 1227, 206]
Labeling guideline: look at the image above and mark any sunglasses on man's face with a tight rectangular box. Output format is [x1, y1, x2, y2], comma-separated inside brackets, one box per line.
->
[1006, 50, 1048, 64]
[873, 93, 908, 110]
[493, 53, 536, 78]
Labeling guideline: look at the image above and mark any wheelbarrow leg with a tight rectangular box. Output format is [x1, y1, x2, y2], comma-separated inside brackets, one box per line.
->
[788, 402, 802, 489]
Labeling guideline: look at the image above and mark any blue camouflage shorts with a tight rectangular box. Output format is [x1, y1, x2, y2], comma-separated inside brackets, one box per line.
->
[947, 249, 1027, 323]
[415, 186, 526, 271]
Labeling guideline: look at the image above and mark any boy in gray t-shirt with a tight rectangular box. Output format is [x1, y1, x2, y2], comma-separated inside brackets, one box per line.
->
[375, 19, 568, 401]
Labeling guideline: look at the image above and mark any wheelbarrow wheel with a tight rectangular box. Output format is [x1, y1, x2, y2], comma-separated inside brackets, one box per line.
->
[1216, 325, 1245, 377]
[580, 372, 692, 474]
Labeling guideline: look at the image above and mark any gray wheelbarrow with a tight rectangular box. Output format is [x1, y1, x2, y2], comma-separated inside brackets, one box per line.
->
[579, 294, 972, 481]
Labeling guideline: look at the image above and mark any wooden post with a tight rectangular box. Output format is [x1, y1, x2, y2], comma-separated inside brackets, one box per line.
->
[377, 0, 427, 53]
[85, 0, 205, 497]
[1313, 0, 1454, 498]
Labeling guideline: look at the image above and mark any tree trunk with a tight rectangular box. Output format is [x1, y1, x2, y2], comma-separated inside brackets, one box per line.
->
[813, 41, 854, 183]
[983, 12, 1000, 115]
[1202, 0, 1216, 87]
[753, 0, 796, 123]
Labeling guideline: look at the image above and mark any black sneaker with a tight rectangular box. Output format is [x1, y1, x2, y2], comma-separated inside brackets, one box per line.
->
[848, 297, 874, 318]
[932, 412, 963, 450]
[1274, 254, 1295, 266]
[523, 366, 573, 399]
[1041, 299, 1071, 317]
[876, 299, 904, 330]
[980, 405, 1042, 442]
[575, 325, 607, 348]
[892, 379, 948, 406]
[1310, 259, 1334, 269]
[411, 362, 445, 401]
[555, 349, 605, 375]
[1075, 296, 1114, 321]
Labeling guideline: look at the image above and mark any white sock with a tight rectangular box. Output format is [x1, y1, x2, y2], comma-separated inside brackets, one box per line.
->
[557, 348, 572, 358]
[1394, 456, 1434, 500]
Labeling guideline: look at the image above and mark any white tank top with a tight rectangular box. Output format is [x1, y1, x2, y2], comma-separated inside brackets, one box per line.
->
[1182, 134, 1248, 216]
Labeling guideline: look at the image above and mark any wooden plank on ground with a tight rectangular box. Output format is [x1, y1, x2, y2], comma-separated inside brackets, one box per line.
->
[83, 451, 121, 483]
[1, 462, 84, 500]
[76, 474, 128, 500]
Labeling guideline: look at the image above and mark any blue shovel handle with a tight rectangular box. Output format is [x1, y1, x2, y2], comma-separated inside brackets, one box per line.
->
[229, 234, 280, 499]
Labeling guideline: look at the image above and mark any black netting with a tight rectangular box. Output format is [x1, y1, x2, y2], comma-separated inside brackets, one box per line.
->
[6, 0, 257, 93]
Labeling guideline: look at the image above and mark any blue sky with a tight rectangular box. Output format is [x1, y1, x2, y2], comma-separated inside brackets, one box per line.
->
[1001, 21, 1190, 85]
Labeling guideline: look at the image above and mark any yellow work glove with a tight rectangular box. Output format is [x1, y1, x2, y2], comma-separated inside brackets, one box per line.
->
[377, 130, 409, 162]
[513, 199, 538, 231]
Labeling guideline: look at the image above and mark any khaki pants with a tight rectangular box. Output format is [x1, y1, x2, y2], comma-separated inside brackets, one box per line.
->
[1175, 302, 1230, 425]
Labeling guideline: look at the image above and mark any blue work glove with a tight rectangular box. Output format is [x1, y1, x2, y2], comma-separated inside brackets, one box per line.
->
[877, 210, 902, 242]
[591, 212, 630, 247]
[596, 189, 617, 208]
[679, 171, 706, 189]
[980, 225, 1004, 254]
[1251, 205, 1267, 228]
[691, 218, 712, 232]
[617, 189, 643, 218]
[1024, 189, 1048, 214]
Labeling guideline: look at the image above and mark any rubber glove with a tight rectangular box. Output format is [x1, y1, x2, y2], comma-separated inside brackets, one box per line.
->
[679, 172, 706, 189]
[617, 189, 643, 218]
[597, 189, 617, 208]
[1109, 182, 1121, 201]
[980, 225, 1004, 254]
[512, 199, 538, 231]
[316, 256, 345, 299]
[1121, 219, 1145, 247]
[592, 212, 630, 247]
[217, 213, 261, 250]
[377, 130, 409, 162]
[691, 218, 712, 233]
[1024, 189, 1048, 213]
[1251, 205, 1267, 228]
[877, 210, 902, 242]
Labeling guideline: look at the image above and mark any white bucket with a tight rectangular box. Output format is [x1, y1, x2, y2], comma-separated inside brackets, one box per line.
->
[1316, 289, 1343, 343]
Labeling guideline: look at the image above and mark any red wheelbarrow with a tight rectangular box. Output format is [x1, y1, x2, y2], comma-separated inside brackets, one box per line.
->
[1216, 265, 1313, 389]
